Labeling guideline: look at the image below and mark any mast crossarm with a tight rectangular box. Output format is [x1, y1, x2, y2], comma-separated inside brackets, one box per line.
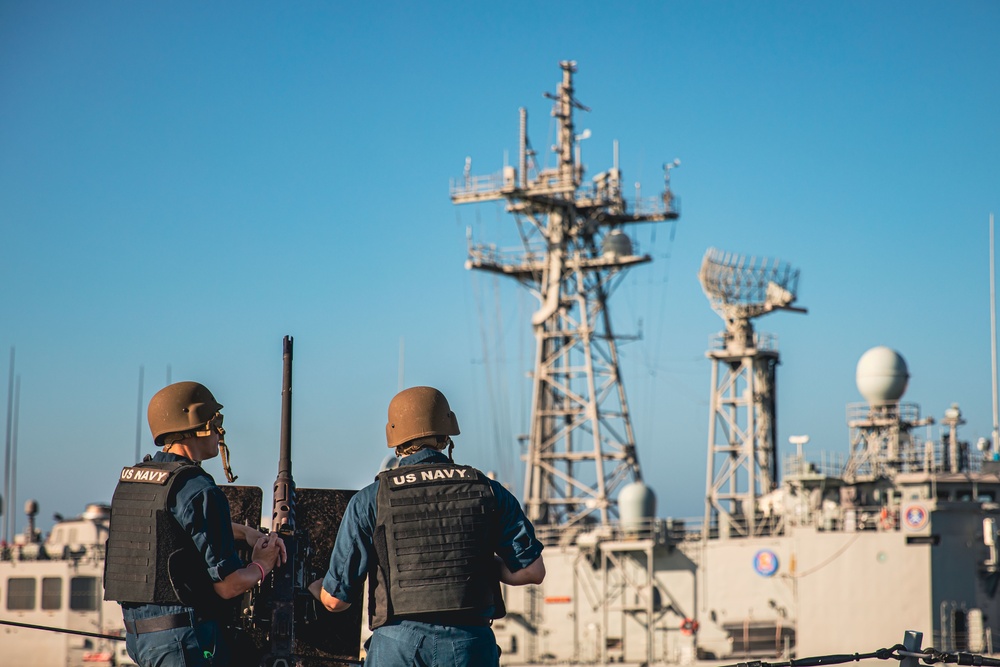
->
[598, 211, 679, 224]
[451, 189, 510, 205]
[565, 254, 652, 271]
[451, 179, 577, 206]
[466, 260, 540, 280]
[538, 451, 629, 461]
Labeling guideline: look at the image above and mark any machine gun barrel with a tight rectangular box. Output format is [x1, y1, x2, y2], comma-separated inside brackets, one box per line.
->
[273, 334, 295, 535]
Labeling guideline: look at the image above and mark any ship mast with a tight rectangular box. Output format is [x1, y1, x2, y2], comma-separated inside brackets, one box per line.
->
[698, 249, 805, 538]
[451, 61, 679, 533]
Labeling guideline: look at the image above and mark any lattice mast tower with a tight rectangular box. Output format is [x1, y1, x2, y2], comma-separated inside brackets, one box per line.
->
[699, 249, 806, 538]
[451, 61, 679, 531]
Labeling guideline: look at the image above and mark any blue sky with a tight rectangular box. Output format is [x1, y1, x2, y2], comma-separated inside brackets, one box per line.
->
[1, 2, 998, 535]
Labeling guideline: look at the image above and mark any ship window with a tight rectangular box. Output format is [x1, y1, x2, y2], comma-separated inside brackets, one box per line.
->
[7, 577, 36, 610]
[953, 608, 969, 651]
[69, 576, 99, 611]
[41, 577, 62, 610]
[979, 492, 996, 502]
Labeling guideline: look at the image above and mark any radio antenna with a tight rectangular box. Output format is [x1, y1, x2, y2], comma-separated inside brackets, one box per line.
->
[991, 213, 999, 452]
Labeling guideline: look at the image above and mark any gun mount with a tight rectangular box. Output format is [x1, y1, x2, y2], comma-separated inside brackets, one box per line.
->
[222, 336, 362, 666]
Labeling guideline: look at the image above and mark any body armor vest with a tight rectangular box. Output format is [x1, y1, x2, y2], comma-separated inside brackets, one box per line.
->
[369, 462, 504, 628]
[103, 459, 218, 609]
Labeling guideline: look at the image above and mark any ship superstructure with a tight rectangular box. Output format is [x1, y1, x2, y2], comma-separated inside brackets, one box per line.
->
[453, 62, 1000, 666]
[0, 501, 134, 666]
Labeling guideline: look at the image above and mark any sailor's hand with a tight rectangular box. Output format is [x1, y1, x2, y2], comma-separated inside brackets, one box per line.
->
[268, 534, 288, 565]
[234, 524, 267, 545]
[308, 578, 324, 602]
[252, 534, 286, 571]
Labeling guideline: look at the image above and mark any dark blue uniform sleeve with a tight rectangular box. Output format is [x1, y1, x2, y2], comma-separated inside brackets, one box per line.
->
[322, 483, 377, 603]
[173, 474, 243, 583]
[491, 480, 543, 572]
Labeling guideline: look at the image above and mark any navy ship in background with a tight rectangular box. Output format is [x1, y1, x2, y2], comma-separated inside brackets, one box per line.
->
[1, 61, 999, 666]
[451, 61, 1000, 665]
[0, 501, 133, 666]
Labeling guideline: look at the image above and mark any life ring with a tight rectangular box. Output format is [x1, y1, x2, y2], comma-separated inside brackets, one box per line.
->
[879, 507, 894, 531]
[680, 618, 699, 635]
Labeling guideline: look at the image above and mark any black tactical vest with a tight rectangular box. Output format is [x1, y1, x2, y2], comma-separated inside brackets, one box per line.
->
[103, 459, 219, 609]
[369, 462, 504, 628]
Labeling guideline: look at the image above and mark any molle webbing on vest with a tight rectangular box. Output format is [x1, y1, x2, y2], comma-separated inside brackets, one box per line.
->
[370, 463, 500, 628]
[103, 461, 211, 606]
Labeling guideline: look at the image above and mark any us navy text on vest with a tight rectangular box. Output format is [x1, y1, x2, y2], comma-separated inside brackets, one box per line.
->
[388, 466, 471, 487]
[119, 466, 171, 484]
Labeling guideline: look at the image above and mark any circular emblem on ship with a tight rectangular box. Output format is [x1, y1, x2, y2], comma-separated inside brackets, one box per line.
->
[753, 549, 779, 577]
[902, 504, 929, 530]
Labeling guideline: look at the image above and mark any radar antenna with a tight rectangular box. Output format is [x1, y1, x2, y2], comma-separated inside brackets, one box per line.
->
[451, 61, 680, 536]
[699, 248, 806, 538]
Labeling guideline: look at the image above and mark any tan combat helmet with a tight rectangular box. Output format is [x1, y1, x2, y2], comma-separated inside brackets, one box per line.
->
[147, 381, 223, 446]
[385, 386, 460, 449]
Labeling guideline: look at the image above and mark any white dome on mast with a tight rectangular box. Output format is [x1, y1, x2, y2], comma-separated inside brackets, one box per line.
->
[856, 346, 909, 404]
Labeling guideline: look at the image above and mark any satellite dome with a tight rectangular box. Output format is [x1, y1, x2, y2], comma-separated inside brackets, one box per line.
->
[856, 346, 909, 404]
[619, 480, 656, 533]
[602, 230, 633, 258]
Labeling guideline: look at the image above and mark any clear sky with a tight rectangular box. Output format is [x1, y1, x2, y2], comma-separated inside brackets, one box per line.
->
[1, 1, 998, 535]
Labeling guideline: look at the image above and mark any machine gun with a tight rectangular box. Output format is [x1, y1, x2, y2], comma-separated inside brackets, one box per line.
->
[223, 335, 362, 666]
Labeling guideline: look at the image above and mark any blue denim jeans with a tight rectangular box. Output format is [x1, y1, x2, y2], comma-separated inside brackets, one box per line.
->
[366, 620, 499, 667]
[124, 612, 229, 667]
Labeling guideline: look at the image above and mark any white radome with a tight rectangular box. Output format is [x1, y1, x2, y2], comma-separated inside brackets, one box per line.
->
[619, 480, 656, 532]
[856, 346, 909, 404]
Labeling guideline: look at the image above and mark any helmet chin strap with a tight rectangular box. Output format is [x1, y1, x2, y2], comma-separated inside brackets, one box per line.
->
[162, 418, 238, 483]
[207, 414, 237, 482]
[220, 439, 237, 483]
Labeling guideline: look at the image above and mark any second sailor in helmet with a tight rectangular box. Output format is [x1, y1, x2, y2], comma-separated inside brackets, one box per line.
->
[309, 386, 545, 667]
